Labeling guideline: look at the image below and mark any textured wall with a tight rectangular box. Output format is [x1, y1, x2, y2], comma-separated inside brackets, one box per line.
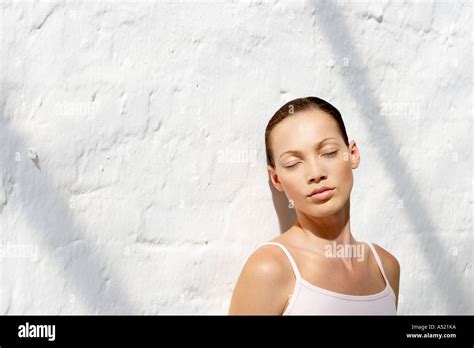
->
[0, 0, 472, 314]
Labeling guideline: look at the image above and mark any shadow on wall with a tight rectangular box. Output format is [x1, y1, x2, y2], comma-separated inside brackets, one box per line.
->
[0, 111, 139, 314]
[313, 0, 471, 313]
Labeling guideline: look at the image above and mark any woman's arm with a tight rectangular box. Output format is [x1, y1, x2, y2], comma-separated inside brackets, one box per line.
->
[373, 243, 401, 310]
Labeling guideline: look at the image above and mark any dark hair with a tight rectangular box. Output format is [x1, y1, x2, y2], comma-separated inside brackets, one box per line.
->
[265, 96, 349, 168]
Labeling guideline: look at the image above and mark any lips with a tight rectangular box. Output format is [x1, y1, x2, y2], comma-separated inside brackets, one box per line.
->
[308, 186, 334, 197]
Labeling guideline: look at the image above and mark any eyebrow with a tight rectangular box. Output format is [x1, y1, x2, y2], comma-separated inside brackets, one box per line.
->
[279, 137, 338, 159]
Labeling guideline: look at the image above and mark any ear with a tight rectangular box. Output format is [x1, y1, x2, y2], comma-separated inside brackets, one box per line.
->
[267, 165, 284, 192]
[349, 140, 360, 169]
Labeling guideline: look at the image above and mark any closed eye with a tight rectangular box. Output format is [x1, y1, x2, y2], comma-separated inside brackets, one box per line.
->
[285, 162, 301, 169]
[323, 150, 338, 157]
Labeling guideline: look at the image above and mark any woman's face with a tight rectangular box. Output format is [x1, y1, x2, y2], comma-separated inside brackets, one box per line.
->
[268, 109, 360, 218]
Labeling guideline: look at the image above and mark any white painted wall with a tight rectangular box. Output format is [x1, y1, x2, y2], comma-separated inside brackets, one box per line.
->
[0, 0, 471, 314]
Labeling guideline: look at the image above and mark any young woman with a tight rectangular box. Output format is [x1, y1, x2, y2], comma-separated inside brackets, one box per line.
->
[228, 97, 400, 315]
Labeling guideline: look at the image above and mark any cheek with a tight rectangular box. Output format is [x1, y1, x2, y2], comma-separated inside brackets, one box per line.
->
[333, 161, 353, 192]
[277, 171, 303, 199]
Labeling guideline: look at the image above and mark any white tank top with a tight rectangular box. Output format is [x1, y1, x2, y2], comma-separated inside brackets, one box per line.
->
[256, 241, 397, 315]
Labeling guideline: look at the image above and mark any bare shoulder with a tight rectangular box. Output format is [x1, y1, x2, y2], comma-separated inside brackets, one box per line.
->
[371, 243, 400, 276]
[228, 243, 294, 315]
[371, 243, 400, 305]
[245, 244, 293, 281]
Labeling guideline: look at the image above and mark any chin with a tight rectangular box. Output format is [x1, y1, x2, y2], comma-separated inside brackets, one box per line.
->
[307, 205, 341, 218]
[306, 199, 341, 215]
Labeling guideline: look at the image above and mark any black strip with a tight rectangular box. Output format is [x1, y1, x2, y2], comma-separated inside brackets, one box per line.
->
[0, 315, 472, 346]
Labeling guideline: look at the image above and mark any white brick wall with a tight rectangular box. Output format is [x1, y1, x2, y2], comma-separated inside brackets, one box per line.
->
[0, 0, 472, 314]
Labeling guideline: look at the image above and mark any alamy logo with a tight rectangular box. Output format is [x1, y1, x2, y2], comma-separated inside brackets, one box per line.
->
[18, 322, 56, 341]
[324, 242, 364, 261]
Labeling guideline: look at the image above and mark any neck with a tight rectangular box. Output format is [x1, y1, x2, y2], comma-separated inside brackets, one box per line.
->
[293, 199, 355, 251]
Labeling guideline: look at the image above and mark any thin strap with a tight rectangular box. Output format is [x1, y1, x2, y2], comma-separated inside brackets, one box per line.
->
[256, 242, 302, 279]
[367, 242, 390, 285]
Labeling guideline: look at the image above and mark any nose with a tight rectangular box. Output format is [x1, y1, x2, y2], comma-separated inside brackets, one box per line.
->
[306, 157, 327, 184]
